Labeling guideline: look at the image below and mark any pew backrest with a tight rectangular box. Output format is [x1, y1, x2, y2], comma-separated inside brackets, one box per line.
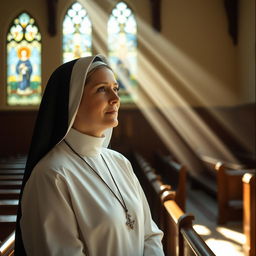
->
[155, 153, 187, 210]
[200, 155, 255, 224]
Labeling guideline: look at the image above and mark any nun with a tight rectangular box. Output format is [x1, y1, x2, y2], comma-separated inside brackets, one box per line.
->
[15, 55, 165, 256]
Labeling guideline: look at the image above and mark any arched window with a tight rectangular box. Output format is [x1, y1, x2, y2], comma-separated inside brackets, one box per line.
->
[108, 1, 137, 103]
[7, 12, 42, 106]
[63, 2, 92, 63]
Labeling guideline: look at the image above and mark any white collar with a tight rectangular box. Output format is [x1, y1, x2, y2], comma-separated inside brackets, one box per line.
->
[64, 128, 105, 157]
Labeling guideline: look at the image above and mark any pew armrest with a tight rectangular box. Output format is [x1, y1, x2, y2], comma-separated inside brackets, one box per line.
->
[163, 200, 194, 226]
[181, 227, 216, 256]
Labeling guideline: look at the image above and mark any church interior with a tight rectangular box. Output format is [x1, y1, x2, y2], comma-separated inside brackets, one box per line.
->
[0, 0, 255, 255]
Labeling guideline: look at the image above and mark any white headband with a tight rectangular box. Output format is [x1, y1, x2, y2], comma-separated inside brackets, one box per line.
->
[88, 61, 108, 73]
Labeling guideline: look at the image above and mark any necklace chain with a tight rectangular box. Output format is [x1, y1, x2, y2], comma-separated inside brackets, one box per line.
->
[64, 140, 135, 229]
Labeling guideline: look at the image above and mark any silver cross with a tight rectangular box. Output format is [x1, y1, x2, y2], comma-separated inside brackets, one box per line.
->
[126, 212, 135, 229]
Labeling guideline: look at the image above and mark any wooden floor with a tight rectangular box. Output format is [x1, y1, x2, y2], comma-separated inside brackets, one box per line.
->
[187, 186, 245, 256]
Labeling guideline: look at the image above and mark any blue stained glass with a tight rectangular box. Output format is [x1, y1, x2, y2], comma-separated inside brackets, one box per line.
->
[108, 2, 137, 103]
[63, 2, 92, 63]
[7, 12, 42, 106]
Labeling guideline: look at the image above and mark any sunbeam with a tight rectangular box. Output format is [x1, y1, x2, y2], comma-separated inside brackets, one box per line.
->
[81, 0, 251, 164]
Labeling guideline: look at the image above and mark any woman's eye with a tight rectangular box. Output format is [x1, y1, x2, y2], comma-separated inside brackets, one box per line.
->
[97, 87, 105, 92]
[96, 86, 119, 93]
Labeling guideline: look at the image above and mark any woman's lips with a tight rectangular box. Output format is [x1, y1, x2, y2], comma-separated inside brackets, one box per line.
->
[106, 110, 117, 114]
[105, 108, 118, 114]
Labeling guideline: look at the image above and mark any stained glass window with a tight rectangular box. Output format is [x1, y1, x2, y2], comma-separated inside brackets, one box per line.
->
[7, 12, 42, 106]
[108, 1, 137, 103]
[63, 2, 92, 63]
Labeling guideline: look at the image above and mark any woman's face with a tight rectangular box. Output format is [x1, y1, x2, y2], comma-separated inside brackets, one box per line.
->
[73, 67, 120, 137]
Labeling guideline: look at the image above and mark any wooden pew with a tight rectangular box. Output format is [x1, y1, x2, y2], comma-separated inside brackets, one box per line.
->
[0, 190, 20, 200]
[216, 163, 243, 224]
[0, 164, 25, 170]
[0, 231, 15, 256]
[201, 155, 255, 224]
[0, 181, 22, 190]
[0, 192, 19, 238]
[0, 216, 16, 241]
[155, 152, 187, 211]
[0, 176, 23, 181]
[132, 152, 215, 255]
[0, 200, 19, 215]
[163, 199, 215, 256]
[0, 154, 26, 163]
[243, 173, 255, 256]
[0, 155, 25, 250]
[132, 152, 171, 226]
[0, 170, 24, 175]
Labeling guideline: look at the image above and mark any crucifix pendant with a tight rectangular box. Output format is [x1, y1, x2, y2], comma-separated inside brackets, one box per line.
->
[125, 212, 135, 230]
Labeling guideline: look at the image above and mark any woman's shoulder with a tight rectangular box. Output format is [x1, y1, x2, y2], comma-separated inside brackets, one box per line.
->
[102, 148, 127, 160]
[32, 143, 72, 177]
[102, 148, 132, 168]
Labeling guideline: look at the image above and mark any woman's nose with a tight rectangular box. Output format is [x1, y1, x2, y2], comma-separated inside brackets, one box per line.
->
[109, 90, 120, 105]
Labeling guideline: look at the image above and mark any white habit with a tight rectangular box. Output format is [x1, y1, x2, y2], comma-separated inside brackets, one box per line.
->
[20, 128, 164, 256]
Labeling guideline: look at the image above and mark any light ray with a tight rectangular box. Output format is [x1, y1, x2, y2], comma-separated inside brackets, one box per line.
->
[81, 0, 250, 164]
[216, 227, 246, 245]
[137, 18, 237, 106]
[137, 17, 253, 152]
[137, 54, 237, 161]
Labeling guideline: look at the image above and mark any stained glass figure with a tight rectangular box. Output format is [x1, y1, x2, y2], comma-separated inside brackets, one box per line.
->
[63, 2, 92, 63]
[108, 1, 137, 103]
[7, 12, 42, 106]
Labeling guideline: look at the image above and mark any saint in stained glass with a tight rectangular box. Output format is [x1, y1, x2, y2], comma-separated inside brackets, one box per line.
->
[7, 12, 42, 106]
[63, 2, 92, 63]
[108, 1, 137, 103]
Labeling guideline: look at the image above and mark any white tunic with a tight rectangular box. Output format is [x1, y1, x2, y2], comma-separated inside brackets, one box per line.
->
[20, 129, 164, 256]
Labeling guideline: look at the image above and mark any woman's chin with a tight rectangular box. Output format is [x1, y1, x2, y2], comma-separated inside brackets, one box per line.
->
[113, 120, 119, 127]
[105, 119, 119, 128]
